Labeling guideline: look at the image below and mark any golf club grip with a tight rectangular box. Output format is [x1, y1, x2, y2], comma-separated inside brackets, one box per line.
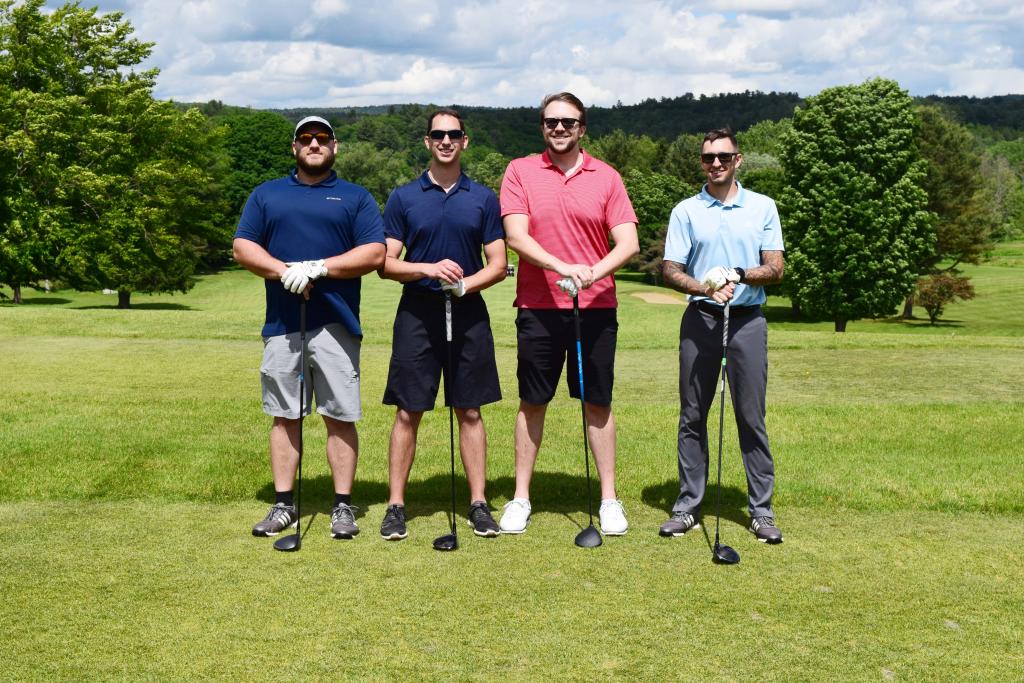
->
[445, 292, 452, 343]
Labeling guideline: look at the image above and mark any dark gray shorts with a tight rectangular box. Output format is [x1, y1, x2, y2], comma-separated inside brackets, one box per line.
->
[383, 292, 501, 411]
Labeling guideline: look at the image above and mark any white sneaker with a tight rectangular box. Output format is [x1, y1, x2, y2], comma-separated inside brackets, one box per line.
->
[599, 499, 629, 536]
[499, 498, 531, 534]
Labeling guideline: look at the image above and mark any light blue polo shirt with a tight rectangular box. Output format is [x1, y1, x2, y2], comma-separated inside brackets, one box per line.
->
[663, 181, 784, 307]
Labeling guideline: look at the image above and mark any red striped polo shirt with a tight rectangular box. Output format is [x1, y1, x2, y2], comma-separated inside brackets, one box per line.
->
[500, 150, 638, 309]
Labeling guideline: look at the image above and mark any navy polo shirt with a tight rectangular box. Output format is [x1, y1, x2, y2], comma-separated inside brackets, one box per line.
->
[383, 171, 504, 294]
[235, 170, 385, 338]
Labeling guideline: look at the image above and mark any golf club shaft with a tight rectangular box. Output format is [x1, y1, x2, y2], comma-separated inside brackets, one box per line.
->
[445, 292, 456, 536]
[573, 295, 594, 525]
[713, 303, 729, 546]
[297, 298, 306, 547]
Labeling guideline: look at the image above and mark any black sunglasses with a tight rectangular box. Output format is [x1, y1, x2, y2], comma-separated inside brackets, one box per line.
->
[700, 152, 739, 165]
[543, 117, 580, 130]
[295, 132, 333, 145]
[428, 129, 465, 140]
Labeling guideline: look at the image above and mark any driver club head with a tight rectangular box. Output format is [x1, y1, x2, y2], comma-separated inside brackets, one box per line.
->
[574, 525, 603, 548]
[273, 533, 300, 552]
[432, 533, 458, 552]
[712, 542, 740, 565]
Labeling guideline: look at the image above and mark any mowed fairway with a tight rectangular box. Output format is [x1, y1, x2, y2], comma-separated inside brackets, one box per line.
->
[2, 245, 1022, 681]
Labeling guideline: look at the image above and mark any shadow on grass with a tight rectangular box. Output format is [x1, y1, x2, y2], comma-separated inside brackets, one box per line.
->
[1, 297, 73, 306]
[74, 302, 194, 311]
[257, 470, 643, 525]
[874, 316, 964, 328]
[641, 478, 749, 528]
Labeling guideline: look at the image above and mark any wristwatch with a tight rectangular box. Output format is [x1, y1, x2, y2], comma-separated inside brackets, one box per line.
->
[733, 267, 746, 284]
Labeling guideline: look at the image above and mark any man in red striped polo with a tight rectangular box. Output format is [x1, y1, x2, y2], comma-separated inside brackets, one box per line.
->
[498, 91, 639, 537]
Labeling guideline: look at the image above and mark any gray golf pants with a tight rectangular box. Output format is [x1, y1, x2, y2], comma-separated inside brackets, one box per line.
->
[673, 303, 775, 518]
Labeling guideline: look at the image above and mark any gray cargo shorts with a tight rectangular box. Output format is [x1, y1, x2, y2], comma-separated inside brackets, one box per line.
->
[260, 323, 361, 422]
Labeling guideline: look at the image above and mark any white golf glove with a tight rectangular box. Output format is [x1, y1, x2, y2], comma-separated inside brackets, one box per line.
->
[281, 260, 327, 294]
[440, 279, 465, 297]
[556, 278, 579, 298]
[700, 266, 741, 292]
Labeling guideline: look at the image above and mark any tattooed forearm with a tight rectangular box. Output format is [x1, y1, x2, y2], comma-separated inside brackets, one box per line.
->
[742, 250, 784, 286]
[662, 260, 709, 296]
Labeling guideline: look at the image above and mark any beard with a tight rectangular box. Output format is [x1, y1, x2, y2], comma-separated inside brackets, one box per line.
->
[545, 134, 579, 156]
[296, 148, 335, 176]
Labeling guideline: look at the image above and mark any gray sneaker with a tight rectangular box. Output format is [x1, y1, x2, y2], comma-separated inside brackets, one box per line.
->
[380, 504, 408, 540]
[468, 501, 500, 537]
[749, 516, 783, 544]
[252, 503, 297, 537]
[330, 503, 360, 539]
[659, 511, 700, 537]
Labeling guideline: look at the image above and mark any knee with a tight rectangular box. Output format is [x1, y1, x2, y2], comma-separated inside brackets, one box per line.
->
[455, 407, 482, 426]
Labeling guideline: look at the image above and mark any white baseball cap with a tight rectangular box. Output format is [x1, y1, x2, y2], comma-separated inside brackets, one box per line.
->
[293, 115, 335, 139]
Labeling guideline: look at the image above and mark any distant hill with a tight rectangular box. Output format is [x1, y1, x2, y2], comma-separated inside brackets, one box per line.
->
[179, 92, 1024, 159]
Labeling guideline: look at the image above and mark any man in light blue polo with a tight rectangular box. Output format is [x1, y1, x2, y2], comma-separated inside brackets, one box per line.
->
[660, 127, 786, 544]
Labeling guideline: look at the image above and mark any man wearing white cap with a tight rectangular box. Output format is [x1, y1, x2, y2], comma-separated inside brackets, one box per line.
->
[233, 115, 386, 541]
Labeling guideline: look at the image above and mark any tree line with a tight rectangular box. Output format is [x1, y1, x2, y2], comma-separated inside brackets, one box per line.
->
[2, 2, 1023, 328]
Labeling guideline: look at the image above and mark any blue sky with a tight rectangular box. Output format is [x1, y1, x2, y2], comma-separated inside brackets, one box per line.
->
[49, 0, 1024, 108]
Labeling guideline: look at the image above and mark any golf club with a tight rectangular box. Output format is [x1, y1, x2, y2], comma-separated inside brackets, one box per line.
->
[274, 298, 306, 552]
[566, 285, 602, 548]
[432, 291, 459, 552]
[712, 302, 740, 565]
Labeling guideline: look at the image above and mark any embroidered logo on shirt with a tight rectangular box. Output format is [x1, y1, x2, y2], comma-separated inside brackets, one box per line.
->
[326, 196, 343, 201]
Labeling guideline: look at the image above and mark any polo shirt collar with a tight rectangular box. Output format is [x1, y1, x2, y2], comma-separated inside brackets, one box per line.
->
[289, 169, 338, 187]
[419, 169, 470, 192]
[540, 149, 597, 173]
[699, 180, 746, 207]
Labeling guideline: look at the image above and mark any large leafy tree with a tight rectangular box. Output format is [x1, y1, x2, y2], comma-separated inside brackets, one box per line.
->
[901, 105, 996, 317]
[779, 78, 934, 331]
[0, 0, 228, 307]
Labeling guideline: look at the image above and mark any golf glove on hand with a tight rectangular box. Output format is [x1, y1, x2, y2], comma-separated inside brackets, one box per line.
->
[281, 263, 310, 294]
[701, 266, 741, 291]
[301, 259, 328, 281]
[556, 278, 579, 297]
[440, 279, 466, 297]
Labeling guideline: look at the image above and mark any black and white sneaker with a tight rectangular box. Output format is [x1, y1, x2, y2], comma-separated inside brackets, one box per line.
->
[659, 511, 700, 537]
[467, 501, 500, 537]
[330, 503, 360, 539]
[749, 516, 783, 544]
[380, 504, 408, 540]
[252, 503, 297, 537]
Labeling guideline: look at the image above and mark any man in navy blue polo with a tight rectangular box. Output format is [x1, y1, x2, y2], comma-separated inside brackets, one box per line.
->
[233, 115, 386, 541]
[377, 108, 506, 542]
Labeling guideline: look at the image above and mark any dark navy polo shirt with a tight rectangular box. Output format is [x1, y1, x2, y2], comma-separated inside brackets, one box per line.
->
[235, 170, 385, 338]
[383, 171, 504, 294]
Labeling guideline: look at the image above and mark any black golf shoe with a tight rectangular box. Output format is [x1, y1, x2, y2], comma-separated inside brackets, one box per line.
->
[330, 503, 360, 539]
[468, 501, 500, 537]
[659, 511, 701, 537]
[380, 504, 408, 540]
[749, 516, 784, 544]
[252, 503, 297, 537]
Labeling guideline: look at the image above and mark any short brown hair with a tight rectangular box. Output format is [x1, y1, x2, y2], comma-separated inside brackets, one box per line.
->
[540, 92, 586, 126]
[703, 127, 738, 150]
[426, 108, 464, 134]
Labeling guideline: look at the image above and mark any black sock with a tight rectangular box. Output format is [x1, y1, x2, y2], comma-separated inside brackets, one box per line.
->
[334, 493, 352, 507]
[276, 490, 294, 507]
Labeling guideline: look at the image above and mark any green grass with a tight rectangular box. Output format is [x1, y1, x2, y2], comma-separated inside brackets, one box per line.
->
[2, 244, 1023, 681]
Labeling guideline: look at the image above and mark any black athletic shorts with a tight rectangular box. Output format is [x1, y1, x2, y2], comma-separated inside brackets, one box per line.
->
[516, 307, 618, 407]
[383, 291, 501, 411]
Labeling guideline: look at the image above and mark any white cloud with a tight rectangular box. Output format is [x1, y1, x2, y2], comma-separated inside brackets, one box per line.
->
[44, 0, 1024, 107]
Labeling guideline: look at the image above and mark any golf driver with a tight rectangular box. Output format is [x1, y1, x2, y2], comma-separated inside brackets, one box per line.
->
[432, 291, 459, 552]
[712, 303, 740, 565]
[561, 281, 602, 548]
[275, 298, 307, 552]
